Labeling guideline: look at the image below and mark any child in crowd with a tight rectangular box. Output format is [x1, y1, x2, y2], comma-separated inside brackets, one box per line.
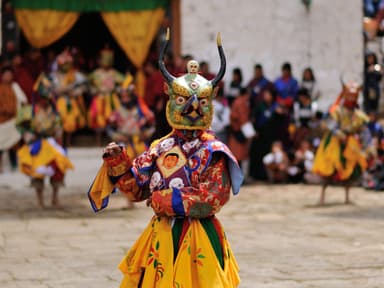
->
[263, 141, 289, 183]
[287, 139, 321, 184]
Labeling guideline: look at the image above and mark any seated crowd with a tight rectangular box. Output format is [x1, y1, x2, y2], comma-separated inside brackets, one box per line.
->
[1, 44, 384, 191]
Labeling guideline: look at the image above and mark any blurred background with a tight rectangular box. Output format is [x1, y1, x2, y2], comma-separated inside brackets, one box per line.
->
[0, 0, 384, 185]
[1, 2, 384, 288]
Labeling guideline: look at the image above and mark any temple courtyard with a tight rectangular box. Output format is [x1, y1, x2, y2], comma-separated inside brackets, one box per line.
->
[0, 148, 383, 288]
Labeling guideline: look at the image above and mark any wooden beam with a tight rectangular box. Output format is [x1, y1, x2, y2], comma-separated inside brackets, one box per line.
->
[171, 0, 181, 56]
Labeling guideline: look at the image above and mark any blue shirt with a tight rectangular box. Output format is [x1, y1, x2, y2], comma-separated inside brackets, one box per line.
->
[274, 77, 299, 100]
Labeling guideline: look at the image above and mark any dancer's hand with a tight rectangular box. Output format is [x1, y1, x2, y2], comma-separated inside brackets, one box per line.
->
[103, 142, 122, 158]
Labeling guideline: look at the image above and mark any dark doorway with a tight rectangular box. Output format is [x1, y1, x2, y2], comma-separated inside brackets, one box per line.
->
[20, 13, 135, 73]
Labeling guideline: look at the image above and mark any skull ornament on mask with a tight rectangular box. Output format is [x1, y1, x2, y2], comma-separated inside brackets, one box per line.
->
[158, 28, 226, 130]
[187, 61, 199, 74]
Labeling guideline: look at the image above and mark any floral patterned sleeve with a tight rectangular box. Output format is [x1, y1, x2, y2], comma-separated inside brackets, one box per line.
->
[151, 153, 231, 218]
[104, 148, 151, 202]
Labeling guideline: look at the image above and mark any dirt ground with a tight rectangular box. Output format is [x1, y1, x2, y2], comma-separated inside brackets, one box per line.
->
[1, 148, 384, 288]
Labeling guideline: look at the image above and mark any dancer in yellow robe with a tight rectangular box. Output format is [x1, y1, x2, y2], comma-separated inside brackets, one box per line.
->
[312, 79, 369, 205]
[17, 75, 73, 208]
[89, 29, 243, 287]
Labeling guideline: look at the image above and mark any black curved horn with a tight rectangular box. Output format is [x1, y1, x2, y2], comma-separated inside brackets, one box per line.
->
[211, 33, 226, 87]
[158, 28, 175, 84]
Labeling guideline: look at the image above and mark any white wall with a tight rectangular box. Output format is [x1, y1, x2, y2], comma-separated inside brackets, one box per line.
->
[181, 0, 363, 110]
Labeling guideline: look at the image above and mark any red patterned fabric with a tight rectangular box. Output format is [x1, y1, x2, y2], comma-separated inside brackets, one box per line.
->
[148, 153, 230, 218]
[104, 131, 239, 218]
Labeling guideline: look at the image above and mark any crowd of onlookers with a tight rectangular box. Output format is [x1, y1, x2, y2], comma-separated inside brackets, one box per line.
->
[2, 36, 384, 189]
[211, 62, 324, 185]
[211, 54, 384, 189]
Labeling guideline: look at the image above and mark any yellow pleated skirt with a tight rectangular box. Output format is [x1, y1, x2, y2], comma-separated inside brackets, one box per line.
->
[17, 138, 74, 178]
[312, 133, 367, 181]
[119, 216, 240, 288]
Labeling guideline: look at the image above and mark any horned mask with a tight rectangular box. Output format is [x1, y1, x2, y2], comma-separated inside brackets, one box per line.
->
[158, 28, 226, 130]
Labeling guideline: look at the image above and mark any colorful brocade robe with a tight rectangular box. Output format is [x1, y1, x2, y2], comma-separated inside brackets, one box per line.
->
[88, 130, 243, 288]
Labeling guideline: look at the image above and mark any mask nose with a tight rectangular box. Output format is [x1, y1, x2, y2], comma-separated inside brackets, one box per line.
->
[183, 94, 199, 113]
[191, 94, 199, 110]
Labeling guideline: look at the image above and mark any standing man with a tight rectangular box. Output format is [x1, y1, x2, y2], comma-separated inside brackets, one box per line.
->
[247, 64, 272, 108]
[274, 62, 299, 110]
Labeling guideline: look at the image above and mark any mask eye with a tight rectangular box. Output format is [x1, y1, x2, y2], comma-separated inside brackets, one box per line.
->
[199, 98, 209, 107]
[175, 96, 186, 105]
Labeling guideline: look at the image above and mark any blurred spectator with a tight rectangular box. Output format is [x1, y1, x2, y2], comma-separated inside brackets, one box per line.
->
[212, 89, 230, 143]
[367, 111, 383, 137]
[365, 0, 383, 17]
[307, 111, 324, 150]
[2, 40, 17, 64]
[374, 0, 384, 35]
[226, 67, 243, 106]
[263, 141, 289, 183]
[294, 88, 316, 126]
[45, 49, 58, 74]
[200, 61, 224, 94]
[287, 140, 315, 183]
[12, 54, 34, 103]
[274, 62, 298, 110]
[363, 52, 382, 113]
[0, 66, 28, 172]
[24, 48, 45, 80]
[164, 52, 181, 76]
[300, 67, 320, 110]
[144, 61, 165, 109]
[247, 64, 272, 109]
[228, 87, 252, 181]
[199, 61, 215, 80]
[2, 2, 18, 61]
[249, 87, 282, 180]
[171, 53, 186, 76]
[71, 47, 87, 72]
[362, 134, 384, 190]
[292, 88, 317, 148]
[144, 61, 171, 140]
